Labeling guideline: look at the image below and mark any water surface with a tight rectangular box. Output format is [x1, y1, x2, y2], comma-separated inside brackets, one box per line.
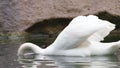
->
[18, 54, 120, 68]
[0, 33, 120, 68]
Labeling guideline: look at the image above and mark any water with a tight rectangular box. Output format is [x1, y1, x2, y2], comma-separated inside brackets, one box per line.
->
[0, 33, 56, 68]
[18, 53, 120, 68]
[17, 33, 120, 68]
[0, 33, 120, 68]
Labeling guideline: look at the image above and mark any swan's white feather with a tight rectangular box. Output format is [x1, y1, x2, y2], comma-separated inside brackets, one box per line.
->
[46, 15, 113, 50]
[87, 20, 115, 42]
[18, 15, 120, 57]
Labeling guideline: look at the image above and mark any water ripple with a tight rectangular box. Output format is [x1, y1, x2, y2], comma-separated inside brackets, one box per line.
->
[18, 54, 120, 68]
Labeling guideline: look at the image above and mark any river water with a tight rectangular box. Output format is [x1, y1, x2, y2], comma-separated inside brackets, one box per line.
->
[19, 54, 120, 68]
[0, 33, 120, 68]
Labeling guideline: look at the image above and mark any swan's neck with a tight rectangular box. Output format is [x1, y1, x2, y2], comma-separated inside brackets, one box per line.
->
[17, 43, 44, 56]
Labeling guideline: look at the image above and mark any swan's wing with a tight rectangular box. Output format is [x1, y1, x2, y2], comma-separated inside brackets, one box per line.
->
[87, 20, 115, 42]
[47, 15, 115, 50]
[78, 21, 115, 48]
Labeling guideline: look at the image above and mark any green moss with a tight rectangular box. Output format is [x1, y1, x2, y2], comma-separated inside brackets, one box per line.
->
[0, 32, 27, 44]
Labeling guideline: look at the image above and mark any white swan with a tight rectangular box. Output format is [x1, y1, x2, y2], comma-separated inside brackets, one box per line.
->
[18, 15, 120, 57]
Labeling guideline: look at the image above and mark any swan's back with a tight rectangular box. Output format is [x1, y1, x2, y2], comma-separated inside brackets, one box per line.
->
[46, 15, 115, 50]
[18, 15, 117, 56]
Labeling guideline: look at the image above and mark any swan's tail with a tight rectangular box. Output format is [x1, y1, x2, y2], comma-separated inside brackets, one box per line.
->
[17, 43, 43, 58]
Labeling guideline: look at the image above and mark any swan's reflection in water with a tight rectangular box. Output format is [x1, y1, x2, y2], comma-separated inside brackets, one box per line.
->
[18, 53, 120, 68]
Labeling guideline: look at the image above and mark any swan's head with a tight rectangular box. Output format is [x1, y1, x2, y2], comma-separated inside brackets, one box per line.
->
[17, 43, 43, 59]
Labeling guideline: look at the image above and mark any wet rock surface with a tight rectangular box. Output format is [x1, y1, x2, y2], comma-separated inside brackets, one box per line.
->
[0, 0, 120, 32]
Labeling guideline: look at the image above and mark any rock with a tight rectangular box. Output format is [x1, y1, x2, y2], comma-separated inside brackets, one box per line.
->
[0, 0, 120, 32]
